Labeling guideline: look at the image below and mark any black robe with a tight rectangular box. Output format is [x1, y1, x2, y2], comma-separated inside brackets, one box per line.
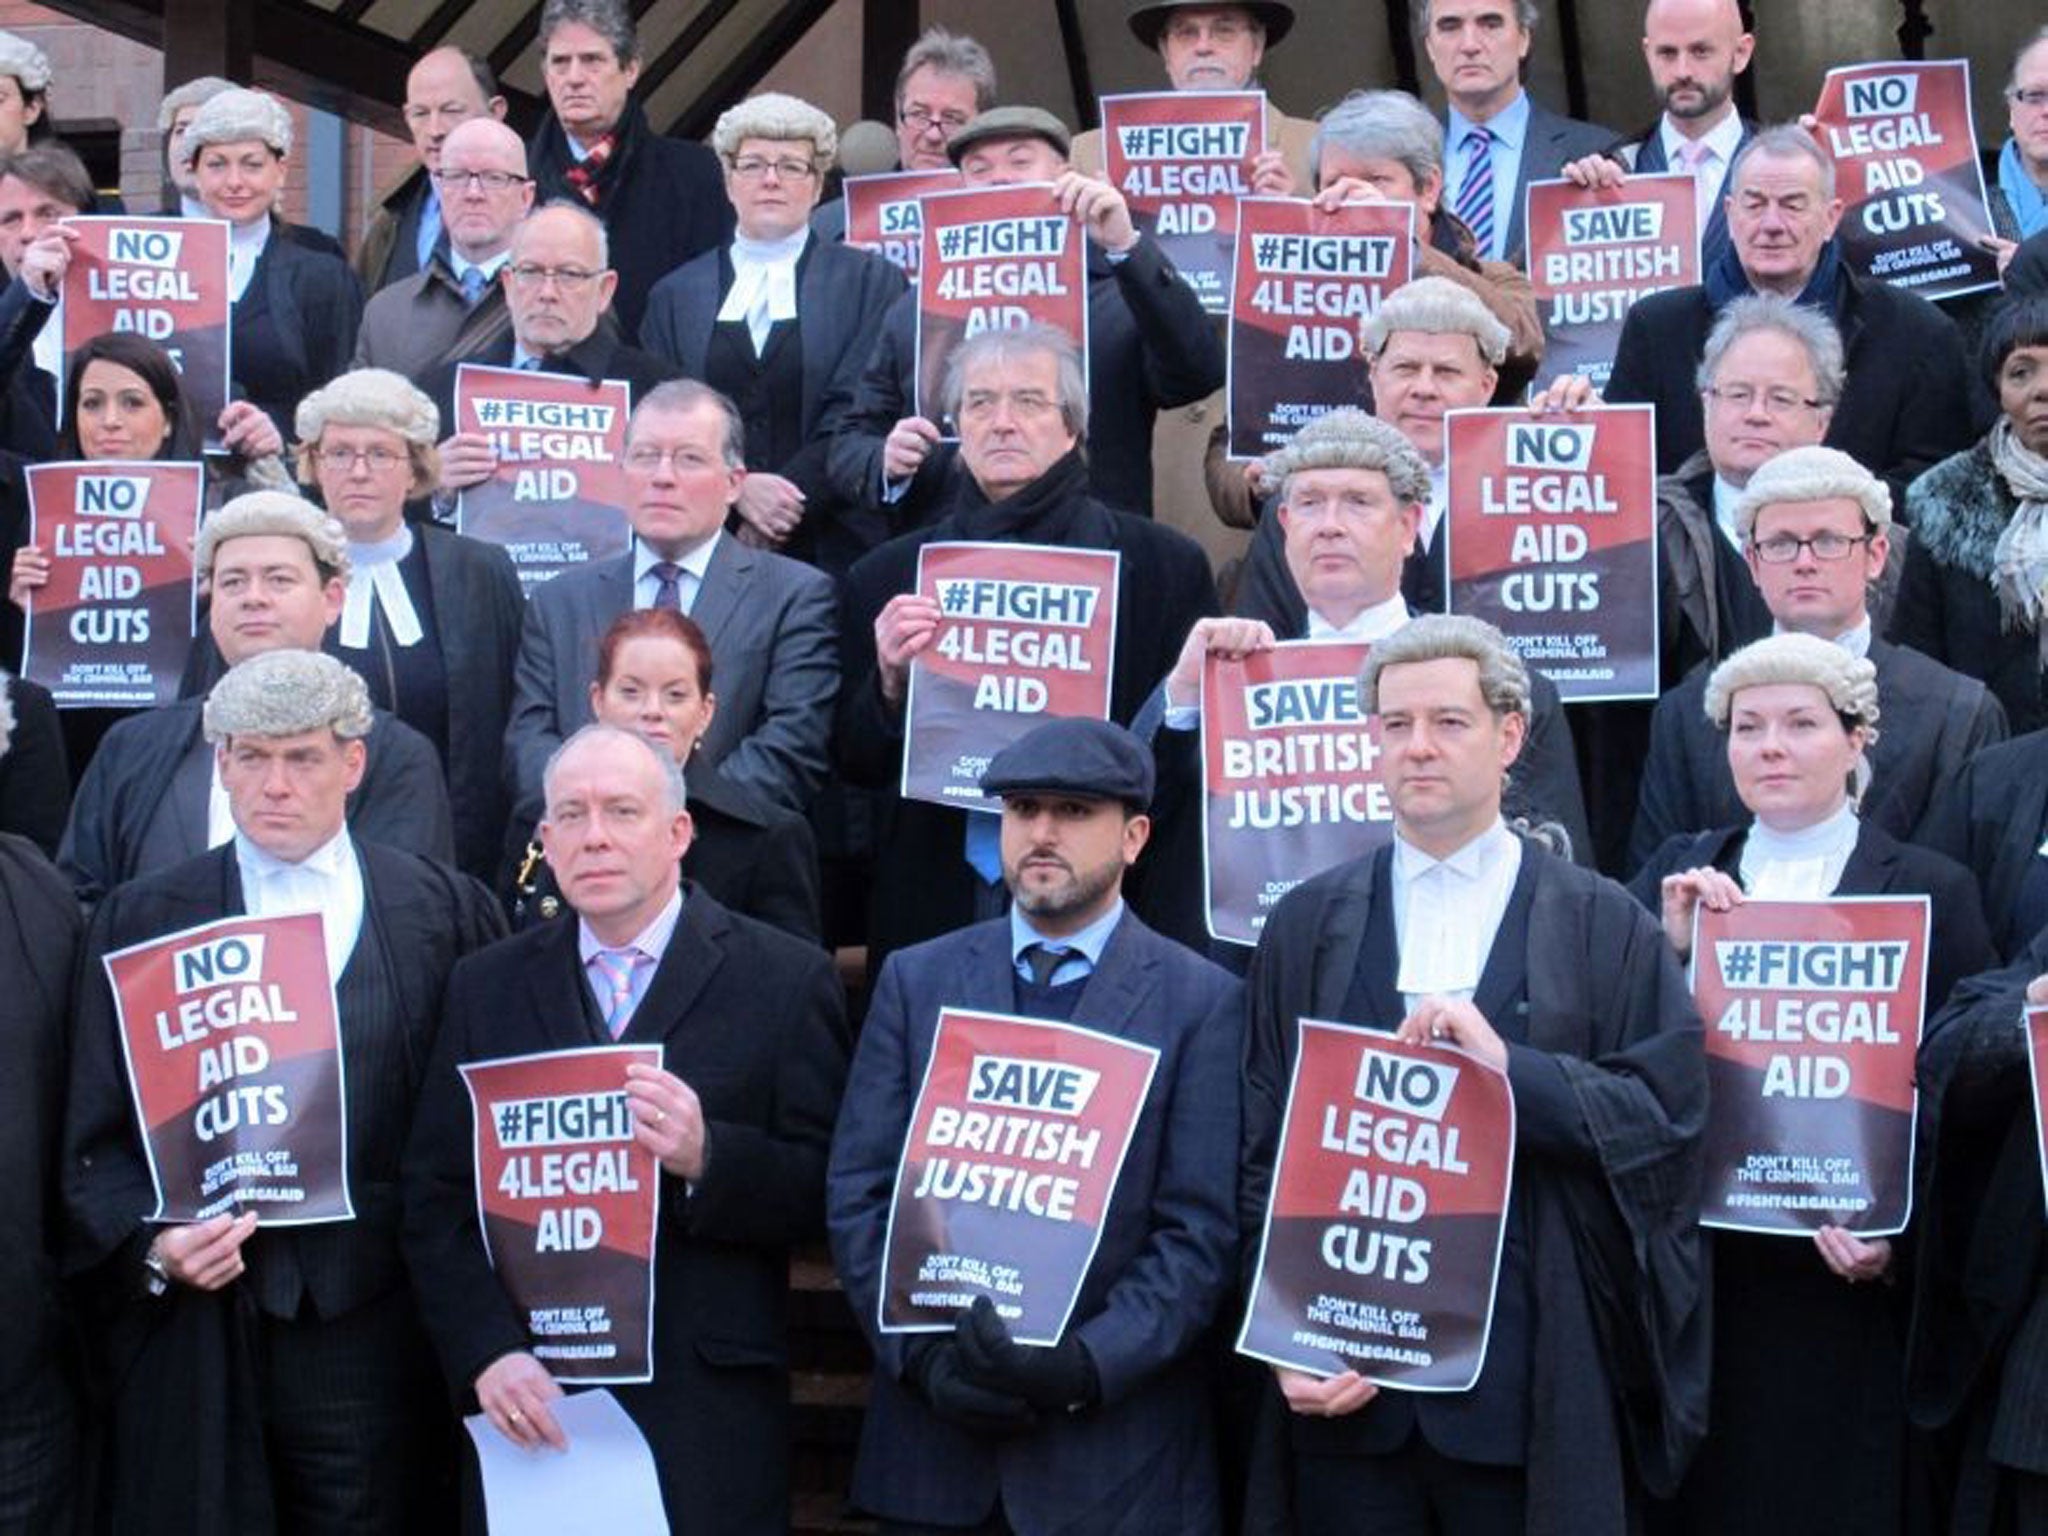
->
[1243, 841, 1710, 1534]
[1917, 723, 2048, 960]
[0, 673, 67, 855]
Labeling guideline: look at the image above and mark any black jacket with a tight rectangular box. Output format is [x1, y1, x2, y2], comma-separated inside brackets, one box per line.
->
[234, 229, 364, 444]
[421, 324, 678, 441]
[0, 673, 67, 855]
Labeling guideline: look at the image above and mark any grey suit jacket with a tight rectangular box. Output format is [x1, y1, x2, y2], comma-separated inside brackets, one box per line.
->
[504, 532, 839, 815]
[1447, 97, 1616, 266]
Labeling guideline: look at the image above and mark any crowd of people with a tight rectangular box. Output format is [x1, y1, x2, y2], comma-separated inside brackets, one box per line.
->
[0, 0, 2046, 1530]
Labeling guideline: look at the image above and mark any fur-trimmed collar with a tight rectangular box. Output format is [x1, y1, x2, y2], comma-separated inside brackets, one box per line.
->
[1905, 437, 2015, 583]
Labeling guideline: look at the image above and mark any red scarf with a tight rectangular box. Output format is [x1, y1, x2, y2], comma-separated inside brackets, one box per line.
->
[561, 131, 617, 207]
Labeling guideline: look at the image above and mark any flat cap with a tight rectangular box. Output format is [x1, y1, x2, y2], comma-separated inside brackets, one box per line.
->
[981, 717, 1154, 810]
[1125, 0, 1295, 50]
[947, 106, 1071, 166]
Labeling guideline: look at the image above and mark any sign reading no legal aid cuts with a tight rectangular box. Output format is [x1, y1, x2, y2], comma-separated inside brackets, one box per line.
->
[843, 167, 965, 280]
[1691, 898, 1930, 1235]
[1523, 175, 1699, 394]
[915, 184, 1090, 427]
[23, 460, 201, 708]
[1227, 198, 1413, 458]
[1239, 1020, 1515, 1389]
[455, 364, 633, 596]
[1445, 405, 1659, 702]
[1201, 640, 1392, 946]
[881, 1009, 1160, 1344]
[1101, 91, 1264, 314]
[60, 217, 231, 449]
[103, 911, 353, 1225]
[1812, 59, 2000, 299]
[901, 541, 1119, 812]
[463, 1045, 664, 1383]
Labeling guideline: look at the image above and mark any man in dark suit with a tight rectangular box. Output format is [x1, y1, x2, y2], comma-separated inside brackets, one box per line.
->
[0, 141, 93, 470]
[504, 379, 837, 820]
[828, 716, 1241, 1534]
[1418, 0, 1612, 266]
[1633, 448, 2005, 870]
[60, 492, 455, 904]
[356, 46, 507, 296]
[1243, 614, 1708, 1534]
[1603, 126, 1978, 498]
[403, 723, 847, 1532]
[524, 0, 733, 340]
[62, 650, 504, 1534]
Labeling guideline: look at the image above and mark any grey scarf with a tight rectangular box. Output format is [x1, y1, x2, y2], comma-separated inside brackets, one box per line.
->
[1989, 416, 2048, 662]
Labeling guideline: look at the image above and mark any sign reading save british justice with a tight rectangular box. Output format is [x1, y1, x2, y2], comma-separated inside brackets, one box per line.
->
[1100, 90, 1264, 314]
[1691, 898, 1930, 1236]
[1812, 59, 2001, 300]
[1201, 640, 1392, 946]
[1444, 405, 1659, 702]
[454, 363, 633, 597]
[843, 167, 965, 280]
[1523, 174, 1699, 394]
[60, 216, 231, 450]
[1239, 1020, 1515, 1389]
[1227, 197, 1414, 458]
[901, 541, 1120, 812]
[915, 184, 1090, 427]
[462, 1045, 663, 1384]
[102, 912, 353, 1225]
[880, 1009, 1160, 1345]
[23, 460, 201, 708]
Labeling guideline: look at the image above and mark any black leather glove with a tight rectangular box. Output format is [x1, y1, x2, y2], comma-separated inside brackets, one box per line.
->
[903, 1334, 1036, 1433]
[953, 1295, 1101, 1413]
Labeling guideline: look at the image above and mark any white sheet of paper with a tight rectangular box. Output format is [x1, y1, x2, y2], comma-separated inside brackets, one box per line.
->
[465, 1387, 668, 1535]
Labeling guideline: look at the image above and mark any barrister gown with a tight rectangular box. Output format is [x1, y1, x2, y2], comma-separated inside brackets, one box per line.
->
[401, 885, 849, 1534]
[1916, 724, 2048, 960]
[1243, 840, 1709, 1535]
[232, 228, 365, 445]
[1630, 821, 1994, 1532]
[834, 450, 1219, 977]
[0, 672, 67, 855]
[60, 841, 505, 1536]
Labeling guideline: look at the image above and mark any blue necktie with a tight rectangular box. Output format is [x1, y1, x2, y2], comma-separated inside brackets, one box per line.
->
[459, 265, 487, 307]
[1455, 126, 1496, 260]
[650, 561, 684, 612]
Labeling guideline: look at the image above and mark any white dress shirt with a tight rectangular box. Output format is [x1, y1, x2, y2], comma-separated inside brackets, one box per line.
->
[1392, 819, 1524, 1013]
[719, 228, 807, 354]
[234, 826, 366, 979]
[1660, 109, 1746, 238]
[1740, 802, 1858, 900]
[1712, 476, 1745, 550]
[341, 525, 424, 649]
[228, 218, 271, 304]
[1420, 465, 1449, 550]
[1306, 593, 1412, 643]
[1773, 617, 1871, 659]
[634, 530, 720, 614]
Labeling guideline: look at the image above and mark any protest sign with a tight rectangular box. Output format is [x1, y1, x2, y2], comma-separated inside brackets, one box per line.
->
[1227, 198, 1413, 457]
[2029, 1006, 2048, 1217]
[1100, 90, 1264, 314]
[1692, 898, 1929, 1235]
[1445, 405, 1658, 701]
[1812, 59, 2000, 299]
[102, 911, 353, 1225]
[1201, 640, 1392, 945]
[60, 216, 231, 449]
[23, 459, 200, 707]
[463, 1045, 663, 1383]
[901, 541, 1119, 812]
[843, 168, 965, 279]
[880, 1008, 1159, 1344]
[455, 364, 632, 596]
[1239, 1020, 1514, 1388]
[1524, 175, 1699, 393]
[915, 184, 1090, 425]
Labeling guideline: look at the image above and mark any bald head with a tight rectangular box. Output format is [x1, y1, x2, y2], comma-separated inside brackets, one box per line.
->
[1642, 0, 1752, 129]
[404, 46, 504, 174]
[435, 116, 533, 262]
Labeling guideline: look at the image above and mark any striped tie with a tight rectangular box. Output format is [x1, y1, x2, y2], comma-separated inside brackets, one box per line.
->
[592, 948, 644, 1038]
[1455, 126, 1496, 261]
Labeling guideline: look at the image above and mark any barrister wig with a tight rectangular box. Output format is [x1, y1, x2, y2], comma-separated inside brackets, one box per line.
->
[181, 87, 292, 166]
[1263, 407, 1433, 508]
[1733, 444, 1893, 543]
[712, 92, 838, 170]
[1361, 275, 1510, 366]
[196, 491, 351, 588]
[0, 672, 14, 761]
[1360, 612, 1531, 719]
[0, 33, 51, 95]
[157, 75, 233, 134]
[1702, 632, 1882, 741]
[203, 649, 374, 744]
[294, 369, 443, 497]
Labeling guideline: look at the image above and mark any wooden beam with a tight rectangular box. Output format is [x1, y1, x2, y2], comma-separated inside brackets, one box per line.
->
[164, 0, 252, 88]
[672, 0, 838, 140]
[638, 0, 749, 109]
[1384, 0, 1421, 97]
[1897, 0, 1931, 59]
[1554, 0, 1590, 123]
[862, 0, 919, 124]
[1052, 0, 1098, 131]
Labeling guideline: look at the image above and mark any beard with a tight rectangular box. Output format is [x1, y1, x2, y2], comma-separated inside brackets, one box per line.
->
[1007, 851, 1124, 925]
[1658, 72, 1732, 122]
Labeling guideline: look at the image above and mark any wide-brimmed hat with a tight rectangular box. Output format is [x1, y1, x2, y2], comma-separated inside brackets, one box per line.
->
[1125, 1, 1296, 51]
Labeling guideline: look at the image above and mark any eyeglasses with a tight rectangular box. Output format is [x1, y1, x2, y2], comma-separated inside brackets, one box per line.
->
[899, 104, 972, 137]
[2007, 87, 2048, 110]
[728, 156, 817, 183]
[313, 445, 407, 473]
[1702, 383, 1825, 416]
[623, 445, 722, 474]
[1749, 532, 1871, 564]
[431, 168, 531, 192]
[505, 263, 602, 289]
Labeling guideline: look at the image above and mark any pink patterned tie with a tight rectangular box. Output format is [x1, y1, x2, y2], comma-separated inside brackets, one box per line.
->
[592, 948, 644, 1038]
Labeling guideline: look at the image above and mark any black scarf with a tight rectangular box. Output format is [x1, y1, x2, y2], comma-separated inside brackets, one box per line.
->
[948, 447, 1115, 546]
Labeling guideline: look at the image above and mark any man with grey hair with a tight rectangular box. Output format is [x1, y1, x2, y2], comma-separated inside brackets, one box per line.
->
[1605, 124, 1976, 495]
[1633, 443, 2003, 869]
[1417, 0, 1612, 265]
[63, 647, 503, 1532]
[60, 491, 454, 905]
[1994, 25, 2048, 247]
[837, 322, 1218, 976]
[357, 46, 508, 294]
[525, 0, 731, 338]
[1242, 609, 1708, 1536]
